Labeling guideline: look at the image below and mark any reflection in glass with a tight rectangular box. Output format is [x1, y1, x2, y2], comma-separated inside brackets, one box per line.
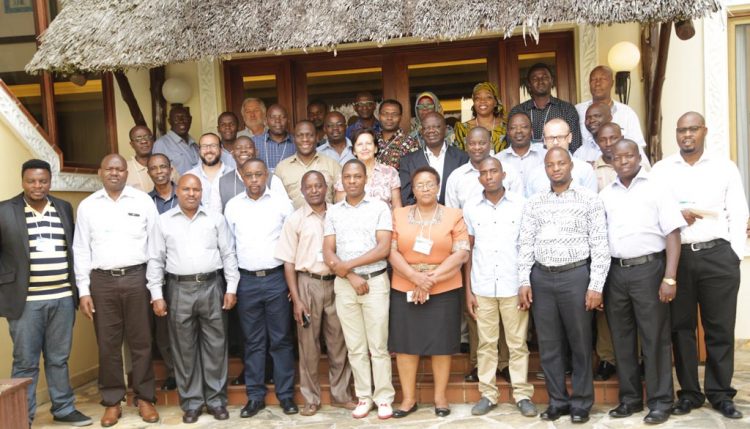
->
[243, 74, 278, 108]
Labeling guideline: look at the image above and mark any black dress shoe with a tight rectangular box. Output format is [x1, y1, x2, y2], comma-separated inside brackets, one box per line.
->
[207, 405, 229, 420]
[464, 367, 479, 382]
[435, 407, 451, 417]
[570, 408, 590, 424]
[644, 409, 670, 424]
[714, 400, 743, 419]
[594, 361, 616, 381]
[540, 405, 571, 421]
[162, 376, 177, 391]
[182, 409, 201, 424]
[497, 367, 511, 383]
[280, 398, 299, 415]
[240, 400, 266, 418]
[393, 403, 417, 418]
[231, 376, 245, 386]
[671, 398, 701, 415]
[609, 402, 644, 418]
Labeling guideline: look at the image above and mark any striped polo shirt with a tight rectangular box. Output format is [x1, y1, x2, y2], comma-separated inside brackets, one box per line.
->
[25, 201, 73, 301]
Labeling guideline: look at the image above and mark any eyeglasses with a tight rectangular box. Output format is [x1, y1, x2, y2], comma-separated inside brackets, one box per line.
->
[543, 133, 570, 143]
[414, 182, 437, 191]
[354, 101, 376, 107]
[132, 135, 153, 143]
[416, 103, 436, 111]
[199, 143, 220, 150]
[676, 126, 704, 135]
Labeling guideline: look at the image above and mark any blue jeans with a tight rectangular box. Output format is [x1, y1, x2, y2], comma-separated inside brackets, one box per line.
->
[8, 297, 76, 423]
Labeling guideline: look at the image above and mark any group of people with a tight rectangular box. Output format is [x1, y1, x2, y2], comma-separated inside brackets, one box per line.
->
[0, 63, 746, 428]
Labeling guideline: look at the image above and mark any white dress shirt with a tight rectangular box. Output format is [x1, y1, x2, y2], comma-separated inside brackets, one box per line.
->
[146, 206, 240, 299]
[574, 138, 651, 165]
[73, 186, 158, 297]
[495, 144, 547, 192]
[464, 191, 526, 297]
[444, 161, 520, 209]
[575, 99, 646, 149]
[187, 162, 231, 215]
[317, 138, 356, 165]
[224, 189, 294, 271]
[600, 168, 686, 259]
[525, 155, 598, 197]
[651, 150, 749, 258]
[425, 143, 447, 198]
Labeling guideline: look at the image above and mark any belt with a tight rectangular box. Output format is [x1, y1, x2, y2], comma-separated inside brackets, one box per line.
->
[354, 267, 387, 280]
[410, 263, 439, 272]
[534, 259, 589, 273]
[612, 252, 663, 268]
[93, 263, 146, 277]
[682, 238, 726, 252]
[300, 271, 335, 281]
[239, 265, 283, 277]
[168, 270, 220, 283]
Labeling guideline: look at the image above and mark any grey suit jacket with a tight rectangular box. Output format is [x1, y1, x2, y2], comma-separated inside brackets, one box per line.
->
[0, 193, 78, 319]
[398, 145, 470, 206]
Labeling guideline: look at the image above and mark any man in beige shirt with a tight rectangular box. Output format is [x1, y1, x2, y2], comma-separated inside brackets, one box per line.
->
[275, 121, 341, 209]
[127, 125, 178, 192]
[275, 171, 355, 416]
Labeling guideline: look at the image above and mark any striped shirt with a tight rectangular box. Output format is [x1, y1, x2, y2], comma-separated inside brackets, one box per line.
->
[25, 202, 72, 301]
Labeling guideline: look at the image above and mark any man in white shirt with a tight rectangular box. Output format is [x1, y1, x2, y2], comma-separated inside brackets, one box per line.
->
[600, 140, 686, 425]
[224, 159, 298, 418]
[651, 112, 748, 420]
[317, 111, 356, 165]
[525, 119, 597, 196]
[187, 133, 231, 214]
[73, 154, 160, 427]
[575, 65, 646, 154]
[496, 112, 547, 192]
[147, 174, 239, 424]
[464, 157, 536, 418]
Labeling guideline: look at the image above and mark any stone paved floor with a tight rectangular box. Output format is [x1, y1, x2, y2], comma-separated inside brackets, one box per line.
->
[32, 346, 750, 428]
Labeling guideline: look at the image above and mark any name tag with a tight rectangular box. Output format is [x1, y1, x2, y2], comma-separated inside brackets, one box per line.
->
[413, 236, 433, 255]
[37, 237, 56, 253]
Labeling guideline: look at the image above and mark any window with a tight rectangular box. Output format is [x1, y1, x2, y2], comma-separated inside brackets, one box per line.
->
[0, 0, 116, 171]
[730, 17, 750, 202]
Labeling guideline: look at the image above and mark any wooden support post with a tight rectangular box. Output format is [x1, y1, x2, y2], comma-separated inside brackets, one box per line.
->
[642, 22, 672, 163]
[114, 71, 146, 127]
[150, 67, 167, 138]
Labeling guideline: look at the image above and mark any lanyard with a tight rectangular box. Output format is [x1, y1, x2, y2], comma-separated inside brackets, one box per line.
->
[530, 103, 552, 141]
[264, 134, 290, 170]
[415, 206, 436, 239]
[24, 198, 52, 241]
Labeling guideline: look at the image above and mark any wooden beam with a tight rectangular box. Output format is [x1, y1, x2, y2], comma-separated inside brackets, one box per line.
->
[647, 22, 672, 163]
[150, 67, 167, 137]
[113, 71, 146, 127]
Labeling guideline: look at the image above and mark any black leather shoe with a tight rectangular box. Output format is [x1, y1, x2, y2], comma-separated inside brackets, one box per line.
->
[644, 409, 670, 424]
[540, 405, 571, 421]
[464, 367, 479, 382]
[182, 409, 201, 424]
[231, 376, 245, 386]
[280, 398, 299, 415]
[393, 403, 417, 418]
[435, 407, 451, 417]
[714, 400, 743, 419]
[207, 406, 229, 420]
[609, 402, 644, 418]
[240, 400, 266, 418]
[595, 361, 616, 381]
[497, 367, 511, 383]
[570, 408, 590, 424]
[671, 398, 701, 416]
[162, 376, 177, 391]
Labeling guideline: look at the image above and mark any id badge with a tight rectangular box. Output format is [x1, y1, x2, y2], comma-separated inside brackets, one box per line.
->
[316, 250, 324, 262]
[412, 236, 433, 255]
[37, 238, 56, 253]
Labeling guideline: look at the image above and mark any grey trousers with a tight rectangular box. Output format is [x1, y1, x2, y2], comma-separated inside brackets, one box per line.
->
[606, 257, 673, 411]
[531, 263, 594, 411]
[165, 275, 228, 411]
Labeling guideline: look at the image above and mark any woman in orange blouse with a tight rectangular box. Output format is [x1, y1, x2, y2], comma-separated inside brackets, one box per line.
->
[388, 166, 470, 418]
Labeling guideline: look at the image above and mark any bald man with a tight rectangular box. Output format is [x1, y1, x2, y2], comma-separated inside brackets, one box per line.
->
[147, 174, 239, 423]
[73, 154, 160, 426]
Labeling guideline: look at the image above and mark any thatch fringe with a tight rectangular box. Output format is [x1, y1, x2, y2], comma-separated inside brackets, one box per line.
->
[26, 0, 721, 74]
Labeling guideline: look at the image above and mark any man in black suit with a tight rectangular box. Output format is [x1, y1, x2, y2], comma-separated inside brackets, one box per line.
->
[0, 159, 92, 427]
[399, 112, 469, 205]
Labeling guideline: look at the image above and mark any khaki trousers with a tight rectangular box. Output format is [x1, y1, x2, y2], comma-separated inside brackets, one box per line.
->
[297, 273, 352, 405]
[476, 295, 533, 403]
[596, 311, 616, 364]
[467, 307, 509, 370]
[334, 273, 395, 404]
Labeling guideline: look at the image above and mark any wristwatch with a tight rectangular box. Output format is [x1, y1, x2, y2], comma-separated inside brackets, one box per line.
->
[662, 277, 677, 286]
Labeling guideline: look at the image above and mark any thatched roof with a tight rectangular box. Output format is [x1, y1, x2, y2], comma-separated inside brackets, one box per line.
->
[26, 0, 721, 74]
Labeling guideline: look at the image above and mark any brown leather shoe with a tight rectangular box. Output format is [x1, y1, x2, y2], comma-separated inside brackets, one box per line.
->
[101, 405, 122, 427]
[300, 403, 320, 416]
[331, 400, 358, 410]
[137, 400, 160, 423]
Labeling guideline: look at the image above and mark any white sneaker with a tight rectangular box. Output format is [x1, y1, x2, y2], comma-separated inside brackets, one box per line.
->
[377, 402, 393, 419]
[352, 399, 373, 419]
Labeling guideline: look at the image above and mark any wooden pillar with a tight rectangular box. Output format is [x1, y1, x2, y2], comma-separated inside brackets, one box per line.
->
[114, 71, 146, 127]
[150, 66, 167, 138]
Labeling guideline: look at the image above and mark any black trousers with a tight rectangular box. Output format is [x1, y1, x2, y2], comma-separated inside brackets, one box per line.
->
[531, 263, 594, 411]
[672, 241, 740, 406]
[605, 256, 673, 411]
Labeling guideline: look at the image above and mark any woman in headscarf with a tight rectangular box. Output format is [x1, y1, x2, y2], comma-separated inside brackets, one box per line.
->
[454, 82, 507, 154]
[410, 91, 456, 146]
